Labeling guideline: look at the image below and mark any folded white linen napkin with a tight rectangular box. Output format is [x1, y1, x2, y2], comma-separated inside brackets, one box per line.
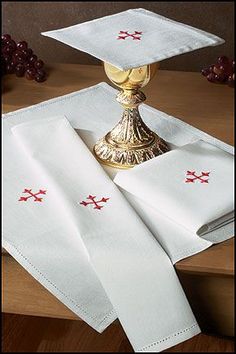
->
[11, 115, 200, 352]
[114, 140, 234, 238]
[3, 82, 234, 267]
[41, 8, 224, 71]
[3, 122, 115, 332]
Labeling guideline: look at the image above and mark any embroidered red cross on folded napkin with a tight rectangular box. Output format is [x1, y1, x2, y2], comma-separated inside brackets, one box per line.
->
[114, 140, 234, 237]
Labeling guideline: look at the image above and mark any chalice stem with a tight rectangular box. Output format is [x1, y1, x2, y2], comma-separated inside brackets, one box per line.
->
[94, 88, 169, 168]
[93, 62, 169, 169]
[109, 106, 158, 146]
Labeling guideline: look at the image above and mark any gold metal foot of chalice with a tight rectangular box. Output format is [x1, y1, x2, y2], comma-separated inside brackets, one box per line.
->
[93, 62, 169, 169]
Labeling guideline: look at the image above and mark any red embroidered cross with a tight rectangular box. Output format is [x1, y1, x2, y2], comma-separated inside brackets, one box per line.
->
[117, 31, 142, 40]
[185, 171, 210, 184]
[18, 189, 47, 202]
[80, 195, 110, 210]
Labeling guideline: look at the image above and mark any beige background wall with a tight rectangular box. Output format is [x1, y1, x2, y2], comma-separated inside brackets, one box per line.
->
[2, 1, 234, 71]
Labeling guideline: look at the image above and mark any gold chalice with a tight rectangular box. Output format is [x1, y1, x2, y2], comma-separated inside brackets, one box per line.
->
[93, 62, 169, 169]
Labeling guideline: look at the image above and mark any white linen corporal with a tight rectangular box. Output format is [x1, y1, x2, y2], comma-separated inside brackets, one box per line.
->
[3, 82, 234, 269]
[41, 8, 224, 71]
[11, 116, 201, 352]
[114, 140, 234, 238]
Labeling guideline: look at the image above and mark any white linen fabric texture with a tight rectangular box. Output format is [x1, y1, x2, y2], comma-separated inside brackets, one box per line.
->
[2, 82, 234, 331]
[2, 83, 234, 268]
[11, 116, 201, 352]
[114, 140, 234, 238]
[41, 8, 224, 71]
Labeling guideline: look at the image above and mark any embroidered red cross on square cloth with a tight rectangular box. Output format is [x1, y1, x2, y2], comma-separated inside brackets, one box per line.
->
[117, 31, 142, 40]
[185, 171, 210, 183]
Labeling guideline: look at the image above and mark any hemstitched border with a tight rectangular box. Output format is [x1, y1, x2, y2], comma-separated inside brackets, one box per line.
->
[3, 240, 116, 329]
[138, 323, 199, 351]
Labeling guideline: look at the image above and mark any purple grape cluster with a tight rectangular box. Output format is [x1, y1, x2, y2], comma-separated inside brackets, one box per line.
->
[1, 34, 47, 82]
[201, 56, 234, 87]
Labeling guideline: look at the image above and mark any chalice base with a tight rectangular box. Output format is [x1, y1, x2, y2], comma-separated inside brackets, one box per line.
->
[93, 107, 169, 169]
[94, 132, 169, 169]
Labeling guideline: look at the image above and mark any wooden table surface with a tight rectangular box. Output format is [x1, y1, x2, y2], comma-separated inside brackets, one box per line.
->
[2, 63, 234, 321]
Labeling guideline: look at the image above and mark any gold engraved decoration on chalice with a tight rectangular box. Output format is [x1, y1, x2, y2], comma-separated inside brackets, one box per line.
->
[93, 62, 169, 169]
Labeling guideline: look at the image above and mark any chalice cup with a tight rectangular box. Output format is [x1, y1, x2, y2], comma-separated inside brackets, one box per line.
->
[93, 62, 169, 169]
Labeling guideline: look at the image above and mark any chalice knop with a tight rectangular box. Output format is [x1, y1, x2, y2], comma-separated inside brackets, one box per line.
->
[93, 62, 169, 169]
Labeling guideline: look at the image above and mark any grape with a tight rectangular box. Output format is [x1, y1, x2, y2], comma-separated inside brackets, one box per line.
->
[25, 68, 36, 80]
[35, 73, 46, 82]
[215, 74, 226, 83]
[13, 50, 27, 63]
[5, 64, 15, 74]
[9, 39, 16, 50]
[208, 64, 215, 73]
[2, 46, 12, 55]
[219, 74, 228, 82]
[10, 57, 17, 67]
[21, 49, 28, 57]
[3, 40, 16, 55]
[220, 64, 232, 76]
[35, 69, 46, 82]
[1, 34, 47, 83]
[206, 73, 216, 82]
[201, 68, 209, 76]
[34, 59, 44, 69]
[36, 69, 46, 77]
[213, 64, 223, 75]
[217, 56, 229, 65]
[21, 48, 33, 59]
[24, 62, 33, 70]
[201, 56, 234, 87]
[228, 75, 235, 87]
[17, 41, 28, 50]
[1, 34, 11, 42]
[15, 63, 25, 77]
[3, 54, 11, 64]
[25, 48, 33, 57]
[219, 65, 226, 72]
[29, 54, 37, 64]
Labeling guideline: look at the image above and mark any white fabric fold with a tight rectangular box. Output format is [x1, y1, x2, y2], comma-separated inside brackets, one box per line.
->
[11, 116, 200, 352]
[114, 140, 234, 237]
[41, 8, 224, 71]
[120, 190, 234, 264]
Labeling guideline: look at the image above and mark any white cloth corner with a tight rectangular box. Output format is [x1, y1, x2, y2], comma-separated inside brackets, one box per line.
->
[11, 115, 201, 352]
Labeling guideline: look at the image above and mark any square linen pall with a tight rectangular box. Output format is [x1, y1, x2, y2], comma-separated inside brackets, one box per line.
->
[11, 115, 201, 352]
[41, 8, 224, 70]
[114, 140, 234, 238]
